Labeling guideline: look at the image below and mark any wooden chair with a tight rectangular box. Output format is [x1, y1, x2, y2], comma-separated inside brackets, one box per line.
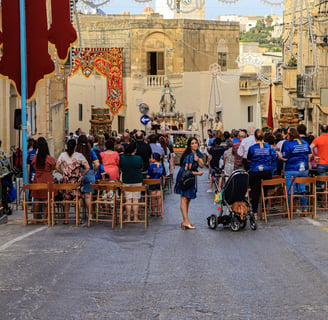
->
[23, 183, 51, 226]
[260, 178, 289, 222]
[290, 177, 316, 219]
[89, 183, 118, 228]
[143, 179, 164, 218]
[97, 180, 122, 219]
[51, 184, 80, 226]
[315, 176, 328, 211]
[120, 185, 148, 229]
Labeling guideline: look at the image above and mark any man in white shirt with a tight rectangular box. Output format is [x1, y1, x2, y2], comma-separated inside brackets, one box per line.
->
[237, 129, 256, 171]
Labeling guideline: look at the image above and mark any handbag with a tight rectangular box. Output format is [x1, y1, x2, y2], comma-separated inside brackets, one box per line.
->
[179, 170, 195, 191]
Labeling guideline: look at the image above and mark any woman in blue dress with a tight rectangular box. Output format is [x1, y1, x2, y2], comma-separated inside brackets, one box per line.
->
[174, 137, 204, 229]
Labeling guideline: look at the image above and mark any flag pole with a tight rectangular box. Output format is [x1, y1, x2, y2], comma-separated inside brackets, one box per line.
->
[19, 0, 28, 185]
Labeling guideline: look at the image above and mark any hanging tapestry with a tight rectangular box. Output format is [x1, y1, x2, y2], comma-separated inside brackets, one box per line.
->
[71, 48, 124, 115]
[0, 0, 76, 100]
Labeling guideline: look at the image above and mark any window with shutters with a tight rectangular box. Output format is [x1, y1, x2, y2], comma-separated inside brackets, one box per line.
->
[147, 52, 165, 75]
[27, 100, 37, 135]
[248, 106, 253, 123]
[218, 52, 227, 71]
[78, 103, 83, 121]
[118, 116, 125, 134]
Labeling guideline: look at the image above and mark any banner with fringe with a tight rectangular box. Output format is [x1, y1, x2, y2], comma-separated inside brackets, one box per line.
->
[71, 48, 124, 115]
[0, 0, 76, 100]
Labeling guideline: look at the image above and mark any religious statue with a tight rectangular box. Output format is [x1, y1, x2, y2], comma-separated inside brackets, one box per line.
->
[160, 82, 176, 113]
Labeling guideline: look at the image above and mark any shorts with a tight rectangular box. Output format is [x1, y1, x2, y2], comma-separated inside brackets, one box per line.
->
[122, 183, 142, 200]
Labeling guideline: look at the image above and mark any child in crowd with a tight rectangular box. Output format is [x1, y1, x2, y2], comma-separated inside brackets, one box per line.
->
[223, 139, 234, 177]
[168, 144, 176, 176]
[146, 152, 164, 216]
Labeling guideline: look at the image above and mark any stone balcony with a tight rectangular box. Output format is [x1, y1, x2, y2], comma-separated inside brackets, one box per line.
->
[132, 74, 184, 92]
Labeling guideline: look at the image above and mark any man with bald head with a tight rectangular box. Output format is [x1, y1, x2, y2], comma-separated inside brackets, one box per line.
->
[311, 124, 328, 177]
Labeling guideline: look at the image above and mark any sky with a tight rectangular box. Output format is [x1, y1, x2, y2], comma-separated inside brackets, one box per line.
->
[99, 0, 284, 19]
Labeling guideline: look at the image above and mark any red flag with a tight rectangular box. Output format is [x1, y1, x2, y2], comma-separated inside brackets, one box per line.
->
[48, 0, 77, 61]
[267, 83, 273, 129]
[0, 0, 77, 100]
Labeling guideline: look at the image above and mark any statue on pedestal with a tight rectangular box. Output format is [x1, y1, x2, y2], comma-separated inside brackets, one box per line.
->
[160, 82, 176, 113]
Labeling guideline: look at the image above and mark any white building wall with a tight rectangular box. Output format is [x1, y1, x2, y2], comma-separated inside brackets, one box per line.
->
[67, 72, 107, 134]
[68, 70, 242, 134]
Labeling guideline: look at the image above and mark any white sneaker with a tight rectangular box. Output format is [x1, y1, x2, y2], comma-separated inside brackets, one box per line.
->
[207, 189, 212, 193]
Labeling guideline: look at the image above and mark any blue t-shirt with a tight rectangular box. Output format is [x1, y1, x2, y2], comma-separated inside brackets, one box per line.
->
[147, 163, 164, 179]
[282, 140, 311, 171]
[27, 149, 37, 181]
[90, 149, 98, 168]
[270, 146, 277, 174]
[247, 143, 273, 172]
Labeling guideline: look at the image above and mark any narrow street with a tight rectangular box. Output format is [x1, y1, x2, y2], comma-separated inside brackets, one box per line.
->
[0, 169, 328, 320]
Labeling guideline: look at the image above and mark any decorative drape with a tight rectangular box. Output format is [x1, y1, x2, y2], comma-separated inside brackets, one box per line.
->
[0, 0, 77, 100]
[71, 48, 124, 115]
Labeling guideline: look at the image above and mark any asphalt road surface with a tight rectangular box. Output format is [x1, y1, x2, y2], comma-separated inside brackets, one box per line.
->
[0, 170, 328, 320]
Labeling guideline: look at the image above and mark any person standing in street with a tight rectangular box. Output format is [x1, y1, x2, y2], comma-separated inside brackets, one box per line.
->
[174, 137, 204, 229]
[247, 129, 273, 219]
[310, 124, 328, 177]
[237, 128, 256, 171]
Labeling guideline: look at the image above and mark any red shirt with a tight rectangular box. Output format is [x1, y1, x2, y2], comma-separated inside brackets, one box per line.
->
[312, 133, 328, 164]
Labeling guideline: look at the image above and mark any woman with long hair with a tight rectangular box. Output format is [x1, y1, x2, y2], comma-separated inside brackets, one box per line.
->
[174, 137, 204, 229]
[278, 127, 311, 214]
[247, 129, 273, 219]
[55, 139, 90, 224]
[31, 137, 55, 221]
[93, 134, 106, 159]
[76, 135, 99, 215]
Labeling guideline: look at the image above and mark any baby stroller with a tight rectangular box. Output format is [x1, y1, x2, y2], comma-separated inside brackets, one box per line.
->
[207, 169, 257, 232]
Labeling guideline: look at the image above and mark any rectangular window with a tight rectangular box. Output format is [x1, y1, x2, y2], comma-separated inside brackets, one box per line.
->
[118, 116, 125, 134]
[78, 103, 83, 121]
[147, 51, 164, 75]
[248, 106, 253, 123]
[218, 52, 227, 71]
[27, 100, 37, 135]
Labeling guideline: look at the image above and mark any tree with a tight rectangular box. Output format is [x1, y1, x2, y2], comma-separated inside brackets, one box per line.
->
[265, 15, 273, 27]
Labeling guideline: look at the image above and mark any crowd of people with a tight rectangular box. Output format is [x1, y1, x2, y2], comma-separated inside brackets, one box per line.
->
[201, 124, 325, 221]
[1, 122, 327, 228]
[23, 129, 175, 223]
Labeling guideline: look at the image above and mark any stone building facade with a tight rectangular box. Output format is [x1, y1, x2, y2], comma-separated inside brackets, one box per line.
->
[68, 12, 243, 136]
[281, 0, 328, 133]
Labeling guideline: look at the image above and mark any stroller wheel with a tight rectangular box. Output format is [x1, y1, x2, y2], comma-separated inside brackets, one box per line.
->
[230, 217, 240, 232]
[250, 218, 257, 231]
[207, 215, 218, 229]
[240, 219, 247, 229]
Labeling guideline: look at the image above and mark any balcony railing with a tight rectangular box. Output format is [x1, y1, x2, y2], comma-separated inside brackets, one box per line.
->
[132, 74, 184, 91]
